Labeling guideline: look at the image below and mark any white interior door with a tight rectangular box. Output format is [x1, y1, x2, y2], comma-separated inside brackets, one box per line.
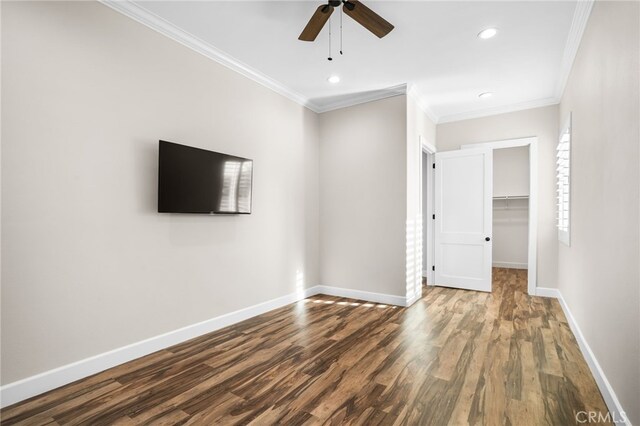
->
[434, 148, 493, 292]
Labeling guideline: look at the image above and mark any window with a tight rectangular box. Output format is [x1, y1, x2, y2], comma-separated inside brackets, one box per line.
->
[557, 114, 571, 245]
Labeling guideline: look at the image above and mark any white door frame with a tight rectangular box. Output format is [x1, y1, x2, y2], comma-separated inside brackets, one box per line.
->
[419, 137, 436, 286]
[461, 137, 538, 296]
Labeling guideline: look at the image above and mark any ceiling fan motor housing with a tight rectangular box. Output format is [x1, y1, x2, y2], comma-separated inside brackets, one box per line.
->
[328, 0, 342, 7]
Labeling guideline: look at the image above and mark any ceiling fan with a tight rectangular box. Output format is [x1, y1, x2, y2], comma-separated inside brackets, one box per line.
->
[298, 0, 394, 42]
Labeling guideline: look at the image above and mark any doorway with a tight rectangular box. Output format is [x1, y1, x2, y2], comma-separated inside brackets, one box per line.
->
[460, 137, 538, 295]
[492, 147, 530, 269]
[418, 137, 538, 298]
[420, 138, 436, 289]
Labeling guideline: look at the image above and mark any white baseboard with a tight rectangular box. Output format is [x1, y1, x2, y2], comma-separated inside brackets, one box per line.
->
[492, 261, 528, 269]
[0, 286, 318, 408]
[8, 282, 627, 424]
[535, 286, 561, 298]
[0, 284, 407, 408]
[405, 295, 420, 307]
[313, 285, 407, 307]
[536, 287, 630, 426]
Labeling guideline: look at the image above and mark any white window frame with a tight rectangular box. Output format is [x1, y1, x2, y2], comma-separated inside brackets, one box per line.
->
[557, 114, 571, 246]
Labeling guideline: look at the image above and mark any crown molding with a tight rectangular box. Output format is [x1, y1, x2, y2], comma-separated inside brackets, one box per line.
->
[99, 0, 320, 112]
[438, 97, 560, 124]
[555, 0, 595, 99]
[99, 1, 407, 114]
[411, 0, 593, 125]
[313, 84, 407, 113]
[406, 85, 439, 124]
[100, 0, 592, 121]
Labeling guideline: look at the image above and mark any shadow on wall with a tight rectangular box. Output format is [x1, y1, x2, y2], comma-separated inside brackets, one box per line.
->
[133, 138, 158, 214]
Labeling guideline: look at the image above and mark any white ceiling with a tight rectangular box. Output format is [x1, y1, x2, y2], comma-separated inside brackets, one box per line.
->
[118, 0, 584, 122]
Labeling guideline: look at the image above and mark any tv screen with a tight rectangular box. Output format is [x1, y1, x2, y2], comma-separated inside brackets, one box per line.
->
[158, 141, 253, 214]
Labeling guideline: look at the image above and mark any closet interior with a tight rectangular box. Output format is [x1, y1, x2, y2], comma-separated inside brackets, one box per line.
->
[492, 147, 529, 270]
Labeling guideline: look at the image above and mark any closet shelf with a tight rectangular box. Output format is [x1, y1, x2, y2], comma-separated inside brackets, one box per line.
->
[493, 195, 529, 211]
[493, 195, 529, 200]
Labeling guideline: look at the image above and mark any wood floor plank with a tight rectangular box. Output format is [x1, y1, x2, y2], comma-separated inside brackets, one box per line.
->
[431, 329, 471, 381]
[0, 268, 611, 425]
[447, 319, 494, 425]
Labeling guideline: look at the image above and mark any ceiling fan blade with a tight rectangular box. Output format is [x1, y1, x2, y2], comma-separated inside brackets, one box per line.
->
[299, 5, 334, 42]
[343, 0, 394, 38]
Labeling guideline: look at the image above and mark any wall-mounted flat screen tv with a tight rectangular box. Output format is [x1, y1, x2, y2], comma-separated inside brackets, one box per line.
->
[158, 141, 253, 214]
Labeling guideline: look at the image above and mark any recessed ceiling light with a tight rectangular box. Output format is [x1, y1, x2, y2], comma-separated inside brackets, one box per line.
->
[478, 92, 493, 99]
[478, 28, 498, 39]
[327, 75, 340, 84]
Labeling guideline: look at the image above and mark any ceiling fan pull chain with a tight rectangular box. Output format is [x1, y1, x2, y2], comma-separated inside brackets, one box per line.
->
[340, 5, 343, 55]
[328, 15, 333, 61]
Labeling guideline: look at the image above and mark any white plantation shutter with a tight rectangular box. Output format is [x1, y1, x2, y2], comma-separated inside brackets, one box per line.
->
[557, 115, 571, 245]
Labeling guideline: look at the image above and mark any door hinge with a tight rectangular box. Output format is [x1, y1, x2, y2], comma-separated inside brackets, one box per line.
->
[432, 163, 436, 169]
[432, 265, 435, 271]
[432, 214, 435, 220]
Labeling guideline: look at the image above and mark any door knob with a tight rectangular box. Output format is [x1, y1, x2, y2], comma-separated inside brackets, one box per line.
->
[485, 237, 491, 241]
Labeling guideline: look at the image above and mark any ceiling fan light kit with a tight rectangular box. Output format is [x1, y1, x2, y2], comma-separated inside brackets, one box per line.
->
[298, 0, 394, 60]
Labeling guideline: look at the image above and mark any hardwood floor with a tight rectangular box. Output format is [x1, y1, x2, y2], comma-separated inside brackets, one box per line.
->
[1, 268, 610, 425]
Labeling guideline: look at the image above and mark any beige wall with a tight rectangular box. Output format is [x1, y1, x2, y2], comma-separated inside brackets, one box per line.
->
[319, 95, 407, 297]
[1, 1, 320, 384]
[558, 1, 640, 423]
[437, 105, 558, 289]
[493, 147, 529, 197]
